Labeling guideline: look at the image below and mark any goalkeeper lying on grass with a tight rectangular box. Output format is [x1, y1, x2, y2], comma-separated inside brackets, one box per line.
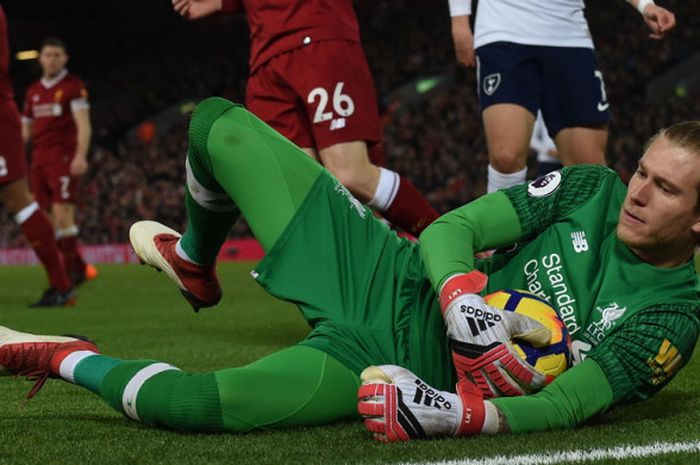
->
[1, 99, 698, 440]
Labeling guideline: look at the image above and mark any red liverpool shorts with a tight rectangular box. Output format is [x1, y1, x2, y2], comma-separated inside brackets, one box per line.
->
[30, 152, 79, 208]
[0, 100, 27, 185]
[246, 39, 382, 151]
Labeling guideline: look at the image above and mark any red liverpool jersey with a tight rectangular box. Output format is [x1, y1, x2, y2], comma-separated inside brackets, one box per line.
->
[22, 70, 88, 163]
[0, 5, 14, 101]
[222, 0, 361, 73]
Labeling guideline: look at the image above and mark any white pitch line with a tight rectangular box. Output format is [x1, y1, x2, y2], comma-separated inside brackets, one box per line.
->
[396, 441, 700, 465]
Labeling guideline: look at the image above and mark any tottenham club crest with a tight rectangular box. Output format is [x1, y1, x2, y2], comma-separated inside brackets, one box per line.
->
[483, 73, 501, 96]
[527, 171, 562, 197]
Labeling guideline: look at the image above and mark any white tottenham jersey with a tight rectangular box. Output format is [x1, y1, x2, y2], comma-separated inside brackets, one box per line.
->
[473, 0, 594, 49]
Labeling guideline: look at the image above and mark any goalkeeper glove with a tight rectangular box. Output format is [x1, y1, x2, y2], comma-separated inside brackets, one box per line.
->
[440, 270, 551, 398]
[358, 365, 498, 441]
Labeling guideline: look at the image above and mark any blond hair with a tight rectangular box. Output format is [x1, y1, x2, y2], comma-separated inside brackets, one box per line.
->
[648, 121, 700, 219]
[645, 120, 700, 156]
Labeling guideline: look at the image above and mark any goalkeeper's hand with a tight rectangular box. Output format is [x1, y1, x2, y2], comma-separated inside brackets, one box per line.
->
[358, 365, 497, 441]
[439, 271, 552, 398]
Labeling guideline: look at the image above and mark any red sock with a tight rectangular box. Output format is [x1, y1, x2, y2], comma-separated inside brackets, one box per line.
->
[20, 210, 72, 292]
[384, 177, 440, 236]
[57, 234, 87, 276]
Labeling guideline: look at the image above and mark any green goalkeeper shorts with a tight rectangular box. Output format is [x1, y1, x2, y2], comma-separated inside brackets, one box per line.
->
[253, 172, 456, 391]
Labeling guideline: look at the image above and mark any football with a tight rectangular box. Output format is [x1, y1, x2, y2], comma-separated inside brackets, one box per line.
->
[485, 289, 572, 380]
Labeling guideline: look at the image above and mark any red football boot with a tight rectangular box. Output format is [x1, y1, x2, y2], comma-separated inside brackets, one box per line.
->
[129, 221, 222, 311]
[0, 325, 99, 399]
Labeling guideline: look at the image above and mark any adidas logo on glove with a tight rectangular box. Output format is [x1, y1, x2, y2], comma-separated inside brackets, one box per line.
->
[412, 378, 454, 410]
[459, 304, 502, 336]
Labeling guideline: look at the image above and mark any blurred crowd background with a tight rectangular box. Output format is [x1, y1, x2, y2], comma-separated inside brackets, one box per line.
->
[1, 0, 698, 246]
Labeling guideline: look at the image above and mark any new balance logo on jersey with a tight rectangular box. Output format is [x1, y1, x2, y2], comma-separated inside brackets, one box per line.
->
[483, 73, 501, 96]
[412, 379, 453, 409]
[571, 231, 589, 253]
[330, 118, 346, 130]
[459, 304, 502, 336]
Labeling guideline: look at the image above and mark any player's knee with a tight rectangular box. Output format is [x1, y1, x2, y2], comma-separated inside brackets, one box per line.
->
[52, 209, 73, 229]
[490, 150, 528, 173]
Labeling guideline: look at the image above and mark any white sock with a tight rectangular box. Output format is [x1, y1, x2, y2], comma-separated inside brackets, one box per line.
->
[58, 350, 99, 383]
[14, 202, 39, 225]
[175, 239, 200, 265]
[368, 168, 400, 212]
[487, 165, 528, 193]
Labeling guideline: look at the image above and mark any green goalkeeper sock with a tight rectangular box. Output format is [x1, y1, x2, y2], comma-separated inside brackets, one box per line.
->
[67, 354, 124, 395]
[69, 355, 224, 431]
[179, 176, 238, 265]
[99, 362, 224, 431]
[178, 98, 241, 264]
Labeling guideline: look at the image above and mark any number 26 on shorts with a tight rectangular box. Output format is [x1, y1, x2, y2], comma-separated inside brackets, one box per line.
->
[307, 82, 355, 123]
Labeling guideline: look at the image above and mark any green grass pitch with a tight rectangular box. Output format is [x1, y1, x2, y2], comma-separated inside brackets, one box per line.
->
[0, 262, 699, 465]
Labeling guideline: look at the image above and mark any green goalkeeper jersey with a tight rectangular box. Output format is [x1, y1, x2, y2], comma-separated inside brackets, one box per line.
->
[421, 164, 700, 430]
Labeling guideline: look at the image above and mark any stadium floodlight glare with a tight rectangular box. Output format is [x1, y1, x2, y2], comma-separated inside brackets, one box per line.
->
[16, 50, 39, 60]
[415, 77, 441, 94]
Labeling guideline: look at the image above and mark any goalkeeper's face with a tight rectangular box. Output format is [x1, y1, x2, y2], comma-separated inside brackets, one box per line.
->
[617, 135, 700, 265]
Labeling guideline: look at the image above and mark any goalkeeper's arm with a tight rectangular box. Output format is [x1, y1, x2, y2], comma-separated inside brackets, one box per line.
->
[490, 307, 698, 432]
[419, 191, 521, 290]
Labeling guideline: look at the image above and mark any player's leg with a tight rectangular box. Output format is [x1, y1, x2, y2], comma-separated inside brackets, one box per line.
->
[131, 98, 326, 309]
[540, 46, 609, 167]
[52, 201, 92, 286]
[43, 157, 94, 286]
[476, 42, 540, 193]
[0, 325, 359, 432]
[187, 98, 325, 252]
[554, 126, 607, 165]
[0, 102, 74, 306]
[0, 179, 74, 305]
[317, 141, 379, 203]
[270, 41, 438, 235]
[482, 104, 535, 192]
[72, 346, 358, 432]
[317, 140, 439, 236]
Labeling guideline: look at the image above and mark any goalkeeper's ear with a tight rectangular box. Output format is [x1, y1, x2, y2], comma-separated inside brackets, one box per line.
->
[507, 312, 551, 347]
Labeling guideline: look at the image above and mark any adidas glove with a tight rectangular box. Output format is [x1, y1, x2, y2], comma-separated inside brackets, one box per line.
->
[357, 365, 499, 442]
[439, 271, 551, 398]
